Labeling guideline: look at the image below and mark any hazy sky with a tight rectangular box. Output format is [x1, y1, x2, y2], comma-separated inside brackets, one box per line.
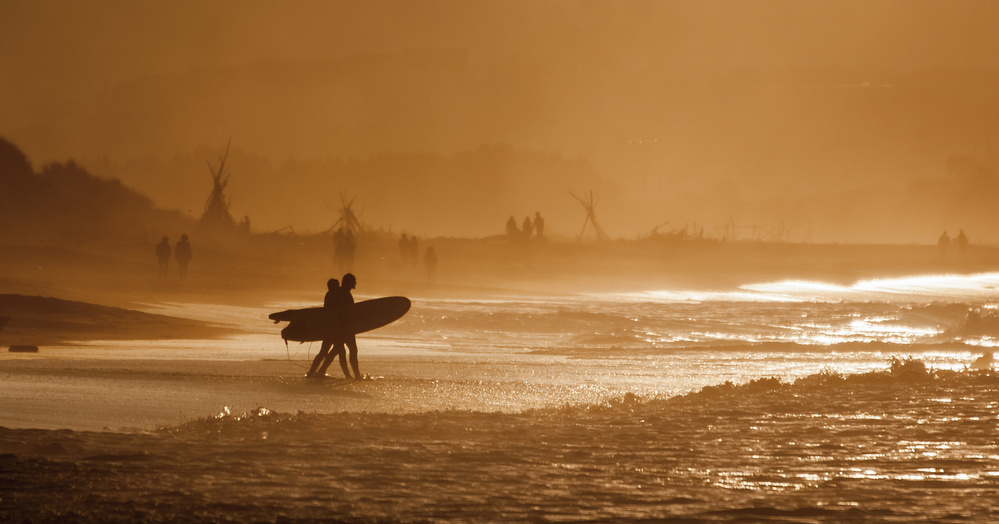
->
[4, 1, 999, 240]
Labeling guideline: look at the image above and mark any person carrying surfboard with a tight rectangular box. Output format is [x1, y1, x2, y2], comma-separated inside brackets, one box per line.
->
[336, 273, 362, 380]
[307, 278, 350, 378]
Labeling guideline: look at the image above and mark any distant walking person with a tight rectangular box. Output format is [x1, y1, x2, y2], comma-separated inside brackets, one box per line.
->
[399, 234, 410, 265]
[175, 234, 192, 281]
[534, 212, 545, 238]
[506, 216, 518, 239]
[409, 235, 419, 267]
[343, 230, 357, 272]
[955, 229, 969, 257]
[155, 236, 172, 279]
[522, 216, 533, 239]
[424, 246, 438, 283]
[333, 228, 355, 273]
[938, 231, 950, 259]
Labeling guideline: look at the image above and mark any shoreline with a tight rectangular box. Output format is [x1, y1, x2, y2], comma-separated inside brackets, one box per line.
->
[1, 340, 989, 433]
[3, 237, 998, 302]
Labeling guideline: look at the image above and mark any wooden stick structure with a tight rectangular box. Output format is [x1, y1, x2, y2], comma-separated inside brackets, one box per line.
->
[570, 190, 610, 241]
[200, 139, 236, 229]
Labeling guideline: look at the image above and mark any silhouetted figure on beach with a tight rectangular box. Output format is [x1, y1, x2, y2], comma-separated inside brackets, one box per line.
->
[424, 246, 438, 283]
[175, 233, 192, 281]
[506, 216, 518, 239]
[409, 235, 419, 267]
[938, 231, 950, 258]
[333, 229, 345, 269]
[155, 236, 171, 279]
[338, 273, 361, 379]
[534, 212, 545, 238]
[344, 229, 357, 271]
[399, 234, 409, 264]
[333, 228, 357, 273]
[955, 229, 969, 257]
[522, 216, 533, 239]
[344, 230, 356, 271]
[308, 278, 350, 378]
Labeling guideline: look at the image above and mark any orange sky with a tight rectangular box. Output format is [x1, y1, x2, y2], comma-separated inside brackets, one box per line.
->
[3, 1, 999, 241]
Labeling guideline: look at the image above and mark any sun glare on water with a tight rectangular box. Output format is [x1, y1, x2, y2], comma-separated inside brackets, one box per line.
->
[617, 273, 999, 305]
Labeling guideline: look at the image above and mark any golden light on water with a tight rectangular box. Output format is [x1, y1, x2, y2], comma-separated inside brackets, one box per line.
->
[629, 273, 999, 305]
[5, 3, 999, 521]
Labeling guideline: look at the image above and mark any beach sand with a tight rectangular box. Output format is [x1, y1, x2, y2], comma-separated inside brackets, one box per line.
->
[1, 351, 654, 432]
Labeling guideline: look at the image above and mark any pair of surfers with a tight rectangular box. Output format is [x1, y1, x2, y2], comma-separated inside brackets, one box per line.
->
[306, 273, 361, 379]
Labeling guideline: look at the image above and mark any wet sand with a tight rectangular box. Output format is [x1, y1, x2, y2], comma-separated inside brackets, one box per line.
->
[0, 353, 642, 432]
[2, 364, 997, 522]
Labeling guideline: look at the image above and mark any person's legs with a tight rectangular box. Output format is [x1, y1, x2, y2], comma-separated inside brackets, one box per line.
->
[307, 340, 332, 377]
[336, 342, 351, 378]
[318, 341, 350, 379]
[346, 336, 360, 379]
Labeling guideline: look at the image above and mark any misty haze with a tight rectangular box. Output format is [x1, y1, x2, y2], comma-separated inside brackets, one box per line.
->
[3, 2, 999, 522]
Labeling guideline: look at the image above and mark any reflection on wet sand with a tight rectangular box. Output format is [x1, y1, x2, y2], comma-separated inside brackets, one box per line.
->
[2, 361, 996, 522]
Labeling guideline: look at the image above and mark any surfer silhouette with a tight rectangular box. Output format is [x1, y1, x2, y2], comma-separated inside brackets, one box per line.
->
[307, 279, 350, 378]
[339, 273, 361, 379]
[155, 236, 171, 279]
[175, 233, 192, 281]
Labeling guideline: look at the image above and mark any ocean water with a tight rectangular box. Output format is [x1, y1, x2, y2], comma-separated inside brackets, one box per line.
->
[3, 272, 999, 522]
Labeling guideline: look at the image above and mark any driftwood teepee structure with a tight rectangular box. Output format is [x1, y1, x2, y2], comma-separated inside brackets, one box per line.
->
[327, 193, 365, 235]
[199, 140, 237, 231]
[570, 190, 609, 241]
[326, 194, 368, 235]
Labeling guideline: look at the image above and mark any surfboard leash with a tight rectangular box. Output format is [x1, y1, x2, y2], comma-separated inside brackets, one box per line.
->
[283, 338, 314, 372]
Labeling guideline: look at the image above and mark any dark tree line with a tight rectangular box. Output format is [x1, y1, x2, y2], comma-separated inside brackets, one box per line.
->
[0, 137, 190, 244]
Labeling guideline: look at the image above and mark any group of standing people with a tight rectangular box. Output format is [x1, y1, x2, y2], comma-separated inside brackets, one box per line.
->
[155, 234, 192, 280]
[506, 212, 544, 240]
[398, 234, 420, 267]
[400, 233, 439, 283]
[938, 229, 970, 258]
[307, 273, 361, 379]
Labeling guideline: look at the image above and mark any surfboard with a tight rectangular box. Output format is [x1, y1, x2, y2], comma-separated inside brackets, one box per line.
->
[269, 296, 411, 342]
